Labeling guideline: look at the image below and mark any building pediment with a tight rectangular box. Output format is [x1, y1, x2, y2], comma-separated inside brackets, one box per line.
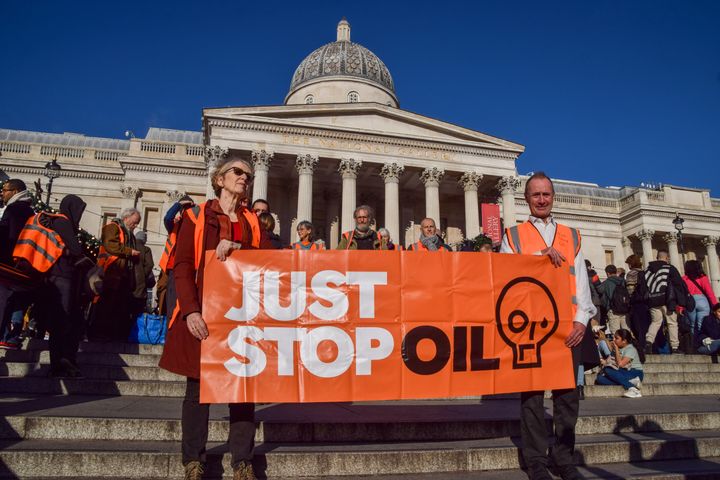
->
[203, 103, 524, 154]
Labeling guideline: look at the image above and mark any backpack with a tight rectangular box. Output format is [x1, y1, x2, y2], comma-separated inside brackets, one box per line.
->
[646, 264, 671, 308]
[610, 283, 630, 314]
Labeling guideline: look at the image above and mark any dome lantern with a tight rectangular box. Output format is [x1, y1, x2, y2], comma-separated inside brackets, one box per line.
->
[337, 18, 350, 42]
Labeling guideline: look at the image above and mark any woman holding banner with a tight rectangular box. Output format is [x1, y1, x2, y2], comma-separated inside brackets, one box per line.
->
[159, 156, 268, 480]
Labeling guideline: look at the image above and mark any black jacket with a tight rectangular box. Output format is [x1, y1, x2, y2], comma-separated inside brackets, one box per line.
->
[646, 260, 685, 310]
[700, 314, 720, 342]
[0, 195, 34, 265]
[42, 195, 86, 279]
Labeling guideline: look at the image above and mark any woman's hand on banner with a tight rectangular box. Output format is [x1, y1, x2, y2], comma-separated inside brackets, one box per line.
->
[564, 321, 586, 347]
[541, 246, 566, 267]
[216, 239, 241, 261]
[186, 312, 209, 340]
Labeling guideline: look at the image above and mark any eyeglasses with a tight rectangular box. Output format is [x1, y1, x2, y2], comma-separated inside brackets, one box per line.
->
[223, 166, 254, 183]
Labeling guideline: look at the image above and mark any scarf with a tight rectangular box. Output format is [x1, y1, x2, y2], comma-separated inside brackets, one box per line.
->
[420, 234, 442, 251]
[5, 189, 33, 207]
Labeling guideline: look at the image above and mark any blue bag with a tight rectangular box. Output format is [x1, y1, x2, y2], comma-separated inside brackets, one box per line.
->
[128, 313, 168, 345]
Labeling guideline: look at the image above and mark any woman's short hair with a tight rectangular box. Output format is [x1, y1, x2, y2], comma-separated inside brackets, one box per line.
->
[120, 207, 140, 220]
[210, 157, 253, 197]
[297, 220, 314, 231]
[258, 212, 275, 232]
[625, 254, 642, 269]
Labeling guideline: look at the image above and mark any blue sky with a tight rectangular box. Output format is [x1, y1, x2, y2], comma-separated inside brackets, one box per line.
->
[1, 1, 719, 193]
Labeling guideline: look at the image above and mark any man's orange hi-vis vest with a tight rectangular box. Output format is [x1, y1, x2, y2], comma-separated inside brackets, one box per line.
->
[13, 212, 68, 273]
[505, 221, 581, 314]
[168, 202, 261, 328]
[158, 225, 178, 273]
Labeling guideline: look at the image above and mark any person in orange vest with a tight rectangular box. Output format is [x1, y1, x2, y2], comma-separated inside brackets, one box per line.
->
[157, 195, 194, 318]
[292, 221, 325, 250]
[158, 157, 272, 480]
[15, 195, 89, 377]
[377, 228, 401, 251]
[336, 205, 388, 250]
[407, 218, 451, 251]
[500, 172, 597, 480]
[88, 208, 141, 342]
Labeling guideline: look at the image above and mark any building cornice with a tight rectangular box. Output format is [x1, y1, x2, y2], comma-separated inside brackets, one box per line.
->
[3, 165, 123, 182]
[206, 118, 519, 161]
[122, 163, 207, 177]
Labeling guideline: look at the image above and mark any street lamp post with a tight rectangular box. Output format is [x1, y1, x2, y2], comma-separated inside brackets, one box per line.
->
[673, 213, 685, 264]
[44, 156, 62, 205]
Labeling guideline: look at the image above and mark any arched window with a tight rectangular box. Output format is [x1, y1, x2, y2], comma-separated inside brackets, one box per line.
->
[347, 91, 359, 103]
[305, 94, 314, 104]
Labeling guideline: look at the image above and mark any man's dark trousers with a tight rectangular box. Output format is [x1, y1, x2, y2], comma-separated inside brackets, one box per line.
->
[520, 345, 581, 468]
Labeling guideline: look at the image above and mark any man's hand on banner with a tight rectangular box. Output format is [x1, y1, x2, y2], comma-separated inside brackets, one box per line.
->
[540, 246, 566, 267]
[564, 321, 586, 347]
[216, 239, 240, 261]
[186, 312, 209, 340]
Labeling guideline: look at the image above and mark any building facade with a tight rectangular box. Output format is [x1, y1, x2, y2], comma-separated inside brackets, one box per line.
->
[2, 19, 720, 293]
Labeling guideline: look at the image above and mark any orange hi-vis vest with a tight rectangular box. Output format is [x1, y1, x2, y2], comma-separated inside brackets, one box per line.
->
[292, 241, 323, 250]
[158, 224, 178, 273]
[96, 222, 126, 273]
[505, 221, 581, 313]
[13, 212, 68, 273]
[408, 241, 450, 251]
[168, 202, 261, 328]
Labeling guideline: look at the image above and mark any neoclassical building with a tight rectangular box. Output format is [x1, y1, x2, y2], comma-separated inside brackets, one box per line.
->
[2, 19, 720, 293]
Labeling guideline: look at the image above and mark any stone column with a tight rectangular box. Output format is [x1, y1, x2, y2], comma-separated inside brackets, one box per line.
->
[338, 158, 362, 233]
[497, 176, 521, 228]
[621, 236, 633, 261]
[420, 167, 444, 228]
[120, 185, 140, 210]
[702, 236, 720, 296]
[636, 229, 655, 267]
[251, 150, 273, 202]
[459, 172, 483, 240]
[204, 145, 228, 200]
[380, 162, 404, 242]
[663, 233, 682, 272]
[295, 154, 318, 224]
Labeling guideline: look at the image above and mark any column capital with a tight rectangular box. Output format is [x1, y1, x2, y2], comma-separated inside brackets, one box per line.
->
[420, 167, 444, 187]
[702, 236, 720, 247]
[251, 150, 274, 171]
[497, 175, 521, 194]
[295, 154, 318, 175]
[165, 190, 186, 202]
[121, 185, 140, 199]
[380, 162, 404, 183]
[636, 229, 655, 241]
[662, 232, 679, 244]
[338, 158, 362, 179]
[621, 236, 631, 247]
[459, 172, 483, 192]
[204, 145, 228, 168]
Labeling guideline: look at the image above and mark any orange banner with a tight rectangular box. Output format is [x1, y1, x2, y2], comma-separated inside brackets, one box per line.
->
[200, 251, 575, 403]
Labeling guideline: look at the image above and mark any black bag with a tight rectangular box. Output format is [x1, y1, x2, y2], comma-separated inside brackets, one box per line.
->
[610, 283, 630, 314]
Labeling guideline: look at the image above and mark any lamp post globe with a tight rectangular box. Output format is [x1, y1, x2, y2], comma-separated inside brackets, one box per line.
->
[44, 156, 62, 205]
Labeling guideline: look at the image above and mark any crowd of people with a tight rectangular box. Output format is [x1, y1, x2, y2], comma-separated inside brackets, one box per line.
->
[2, 165, 720, 480]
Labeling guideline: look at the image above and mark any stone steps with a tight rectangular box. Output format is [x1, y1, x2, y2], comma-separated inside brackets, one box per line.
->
[2, 395, 720, 443]
[2, 430, 720, 478]
[1, 339, 719, 478]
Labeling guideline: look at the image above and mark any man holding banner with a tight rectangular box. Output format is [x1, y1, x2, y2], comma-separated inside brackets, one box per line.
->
[501, 172, 596, 480]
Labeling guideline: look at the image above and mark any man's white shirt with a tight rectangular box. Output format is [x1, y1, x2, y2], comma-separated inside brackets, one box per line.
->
[500, 215, 597, 326]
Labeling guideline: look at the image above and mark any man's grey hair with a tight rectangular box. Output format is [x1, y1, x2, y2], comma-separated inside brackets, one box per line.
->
[354, 205, 374, 221]
[120, 207, 141, 220]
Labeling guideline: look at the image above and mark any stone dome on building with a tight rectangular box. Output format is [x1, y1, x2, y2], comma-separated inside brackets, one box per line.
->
[285, 19, 399, 107]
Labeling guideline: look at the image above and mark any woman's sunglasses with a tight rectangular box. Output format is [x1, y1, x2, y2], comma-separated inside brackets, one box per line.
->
[224, 166, 254, 183]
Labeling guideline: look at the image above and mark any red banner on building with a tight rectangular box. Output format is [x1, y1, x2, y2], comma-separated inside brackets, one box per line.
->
[199, 250, 575, 403]
[482, 203, 502, 244]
